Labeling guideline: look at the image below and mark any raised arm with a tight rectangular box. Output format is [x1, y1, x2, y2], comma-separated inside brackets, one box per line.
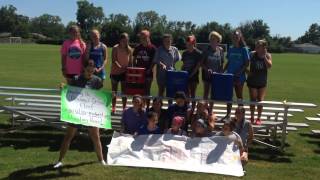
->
[264, 53, 272, 69]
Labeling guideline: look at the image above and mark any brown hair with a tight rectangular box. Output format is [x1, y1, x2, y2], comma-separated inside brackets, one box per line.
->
[162, 33, 172, 40]
[233, 29, 247, 47]
[119, 32, 132, 54]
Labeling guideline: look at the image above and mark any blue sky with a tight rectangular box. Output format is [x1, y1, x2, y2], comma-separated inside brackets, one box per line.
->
[1, 0, 319, 40]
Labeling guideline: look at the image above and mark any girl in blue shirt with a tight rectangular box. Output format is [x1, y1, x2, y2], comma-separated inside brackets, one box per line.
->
[223, 30, 250, 119]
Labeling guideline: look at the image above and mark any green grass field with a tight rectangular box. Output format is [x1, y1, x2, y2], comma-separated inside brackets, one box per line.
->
[0, 44, 320, 180]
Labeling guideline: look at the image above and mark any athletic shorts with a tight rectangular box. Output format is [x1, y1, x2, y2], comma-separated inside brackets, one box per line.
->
[247, 83, 266, 89]
[110, 72, 126, 82]
[189, 74, 199, 84]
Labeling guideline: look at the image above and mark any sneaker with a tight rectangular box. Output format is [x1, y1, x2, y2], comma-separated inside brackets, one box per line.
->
[255, 118, 262, 125]
[53, 161, 63, 168]
[101, 160, 107, 166]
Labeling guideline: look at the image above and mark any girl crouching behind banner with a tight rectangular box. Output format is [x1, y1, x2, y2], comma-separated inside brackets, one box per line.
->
[121, 95, 147, 135]
[216, 119, 248, 165]
[54, 60, 105, 168]
[136, 111, 161, 135]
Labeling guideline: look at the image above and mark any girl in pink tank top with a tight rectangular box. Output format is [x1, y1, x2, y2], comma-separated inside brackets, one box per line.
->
[61, 25, 86, 83]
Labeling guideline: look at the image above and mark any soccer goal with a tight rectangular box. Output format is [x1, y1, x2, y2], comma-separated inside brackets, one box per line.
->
[9, 37, 22, 44]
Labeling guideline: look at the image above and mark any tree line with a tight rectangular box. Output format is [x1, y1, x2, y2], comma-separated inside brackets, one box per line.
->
[0, 1, 319, 52]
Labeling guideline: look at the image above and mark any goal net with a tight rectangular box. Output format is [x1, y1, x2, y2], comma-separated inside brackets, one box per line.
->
[9, 37, 22, 44]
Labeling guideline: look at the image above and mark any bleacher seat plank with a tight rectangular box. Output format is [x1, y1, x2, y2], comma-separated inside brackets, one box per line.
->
[4, 106, 60, 112]
[0, 92, 59, 99]
[305, 117, 320, 122]
[18, 102, 60, 108]
[5, 97, 60, 104]
[311, 130, 320, 135]
[287, 122, 309, 128]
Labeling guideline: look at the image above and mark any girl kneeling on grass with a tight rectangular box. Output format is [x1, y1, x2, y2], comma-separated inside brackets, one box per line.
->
[233, 106, 254, 164]
[54, 60, 105, 168]
[216, 119, 248, 165]
[247, 40, 272, 125]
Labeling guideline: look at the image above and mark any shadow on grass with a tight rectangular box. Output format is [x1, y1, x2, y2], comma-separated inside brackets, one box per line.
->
[6, 161, 94, 180]
[0, 125, 112, 154]
[299, 133, 320, 154]
[249, 142, 294, 163]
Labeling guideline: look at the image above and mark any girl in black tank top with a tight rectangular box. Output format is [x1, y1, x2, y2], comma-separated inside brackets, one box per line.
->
[247, 40, 272, 125]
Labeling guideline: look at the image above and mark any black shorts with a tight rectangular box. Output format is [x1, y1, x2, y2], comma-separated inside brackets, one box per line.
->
[201, 70, 212, 83]
[247, 83, 266, 89]
[68, 123, 86, 129]
[65, 74, 77, 79]
[110, 72, 126, 82]
[189, 74, 199, 84]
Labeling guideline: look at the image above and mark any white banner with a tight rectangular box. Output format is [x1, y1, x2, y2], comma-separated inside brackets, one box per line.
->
[107, 132, 244, 177]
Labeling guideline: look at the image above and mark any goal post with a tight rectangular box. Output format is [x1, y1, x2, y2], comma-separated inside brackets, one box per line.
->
[9, 37, 22, 44]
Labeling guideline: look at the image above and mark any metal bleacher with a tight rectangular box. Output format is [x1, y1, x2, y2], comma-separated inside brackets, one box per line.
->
[0, 86, 317, 151]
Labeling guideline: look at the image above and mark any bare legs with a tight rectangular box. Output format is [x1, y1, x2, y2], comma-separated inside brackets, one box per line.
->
[58, 126, 77, 162]
[249, 87, 266, 123]
[225, 83, 244, 120]
[111, 79, 127, 112]
[57, 126, 104, 163]
[188, 81, 198, 110]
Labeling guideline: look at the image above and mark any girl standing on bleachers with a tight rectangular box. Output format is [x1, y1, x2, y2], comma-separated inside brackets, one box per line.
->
[110, 33, 133, 113]
[86, 29, 108, 83]
[223, 29, 250, 120]
[247, 40, 272, 125]
[181, 35, 202, 110]
[133, 30, 157, 109]
[61, 25, 86, 84]
[201, 31, 224, 113]
[153, 34, 181, 97]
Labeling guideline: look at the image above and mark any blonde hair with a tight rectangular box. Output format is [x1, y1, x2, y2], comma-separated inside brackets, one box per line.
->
[209, 31, 222, 43]
[69, 25, 85, 49]
[91, 29, 100, 37]
[256, 39, 268, 48]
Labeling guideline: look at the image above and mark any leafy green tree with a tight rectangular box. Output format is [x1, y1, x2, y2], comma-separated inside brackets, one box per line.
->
[101, 14, 133, 47]
[30, 14, 65, 39]
[76, 0, 104, 39]
[296, 23, 320, 45]
[0, 5, 30, 37]
[238, 19, 270, 49]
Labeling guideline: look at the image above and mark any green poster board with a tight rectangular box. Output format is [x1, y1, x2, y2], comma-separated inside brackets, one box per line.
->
[61, 85, 112, 129]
